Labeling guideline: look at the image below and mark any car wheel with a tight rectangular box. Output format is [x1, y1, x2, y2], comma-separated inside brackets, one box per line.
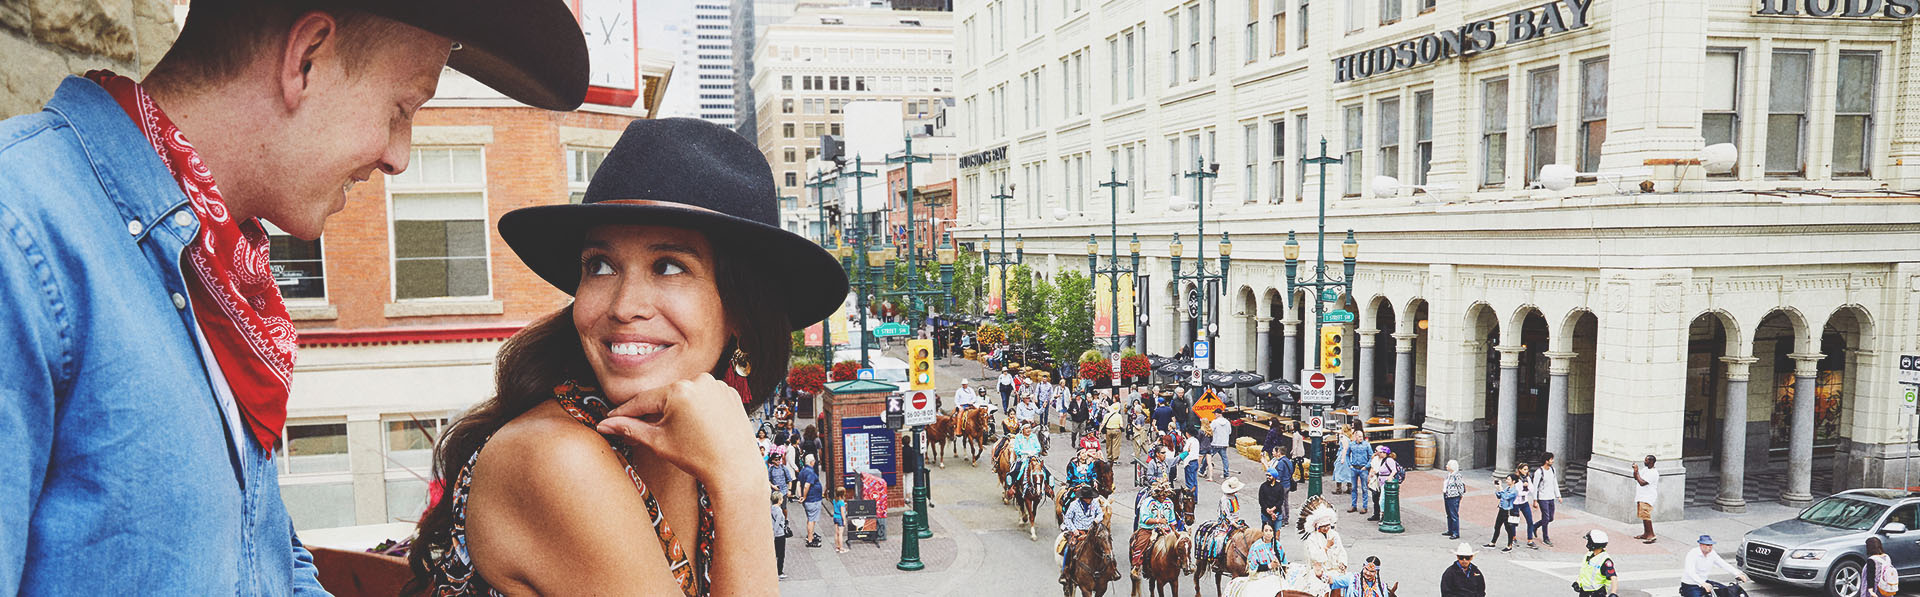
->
[1827, 558, 1863, 597]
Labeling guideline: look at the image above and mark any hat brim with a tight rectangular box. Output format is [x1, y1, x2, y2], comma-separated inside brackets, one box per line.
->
[347, 0, 588, 111]
[499, 202, 849, 331]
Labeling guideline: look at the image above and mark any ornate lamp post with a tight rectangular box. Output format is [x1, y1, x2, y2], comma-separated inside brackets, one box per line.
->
[806, 169, 839, 367]
[1285, 138, 1359, 500]
[979, 185, 1023, 320]
[1169, 158, 1230, 371]
[882, 136, 948, 335]
[836, 157, 880, 368]
[1088, 169, 1142, 357]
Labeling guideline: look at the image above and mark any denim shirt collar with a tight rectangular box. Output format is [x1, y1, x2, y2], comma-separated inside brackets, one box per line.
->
[42, 76, 193, 245]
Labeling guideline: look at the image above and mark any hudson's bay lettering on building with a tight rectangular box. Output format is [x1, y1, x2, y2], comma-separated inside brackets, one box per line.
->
[1333, 0, 1594, 83]
[960, 145, 1008, 169]
[1755, 0, 1920, 17]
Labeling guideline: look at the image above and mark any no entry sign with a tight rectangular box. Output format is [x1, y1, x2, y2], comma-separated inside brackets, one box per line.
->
[1301, 370, 1335, 405]
[904, 390, 936, 426]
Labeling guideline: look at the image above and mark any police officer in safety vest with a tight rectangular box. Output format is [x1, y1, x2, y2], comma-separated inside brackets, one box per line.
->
[1574, 530, 1618, 597]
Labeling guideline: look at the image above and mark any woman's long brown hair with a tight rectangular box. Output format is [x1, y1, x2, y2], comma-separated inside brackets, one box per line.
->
[404, 236, 796, 594]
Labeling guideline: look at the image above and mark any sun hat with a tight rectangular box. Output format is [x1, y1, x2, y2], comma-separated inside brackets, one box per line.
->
[498, 118, 849, 330]
[1221, 477, 1244, 494]
[328, 0, 589, 110]
[1697, 534, 1715, 545]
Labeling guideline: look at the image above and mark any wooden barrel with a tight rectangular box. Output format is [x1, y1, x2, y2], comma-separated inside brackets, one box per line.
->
[1413, 431, 1437, 470]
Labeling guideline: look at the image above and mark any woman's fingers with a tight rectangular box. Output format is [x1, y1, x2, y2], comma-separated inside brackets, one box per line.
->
[597, 415, 663, 446]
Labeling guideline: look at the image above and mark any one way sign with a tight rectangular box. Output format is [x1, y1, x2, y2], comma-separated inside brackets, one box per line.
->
[1901, 354, 1920, 386]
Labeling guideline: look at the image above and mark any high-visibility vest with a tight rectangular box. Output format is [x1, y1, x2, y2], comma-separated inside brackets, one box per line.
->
[1576, 552, 1612, 591]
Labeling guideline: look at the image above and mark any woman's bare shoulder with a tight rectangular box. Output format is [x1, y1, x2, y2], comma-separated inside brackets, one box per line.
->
[477, 402, 635, 496]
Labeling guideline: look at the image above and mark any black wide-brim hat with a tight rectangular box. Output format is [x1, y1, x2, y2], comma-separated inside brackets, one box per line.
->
[499, 118, 850, 330]
[320, 0, 588, 110]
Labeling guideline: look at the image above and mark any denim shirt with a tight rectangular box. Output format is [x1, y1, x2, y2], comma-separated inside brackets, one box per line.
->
[0, 77, 327, 595]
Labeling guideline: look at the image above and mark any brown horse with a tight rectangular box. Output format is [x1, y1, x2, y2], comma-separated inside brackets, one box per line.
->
[1171, 487, 1197, 528]
[1189, 523, 1257, 597]
[926, 413, 955, 468]
[1062, 520, 1119, 597]
[1136, 531, 1191, 597]
[1092, 458, 1115, 497]
[1013, 455, 1054, 541]
[959, 408, 994, 465]
[992, 438, 1015, 502]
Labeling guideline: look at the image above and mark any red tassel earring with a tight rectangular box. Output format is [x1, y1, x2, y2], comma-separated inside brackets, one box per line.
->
[724, 347, 753, 404]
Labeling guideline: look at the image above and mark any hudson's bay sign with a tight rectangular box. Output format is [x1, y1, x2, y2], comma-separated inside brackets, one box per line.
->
[1333, 0, 1594, 83]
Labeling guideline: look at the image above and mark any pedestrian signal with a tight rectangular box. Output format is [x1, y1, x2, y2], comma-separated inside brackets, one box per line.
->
[908, 338, 935, 390]
[1320, 325, 1344, 375]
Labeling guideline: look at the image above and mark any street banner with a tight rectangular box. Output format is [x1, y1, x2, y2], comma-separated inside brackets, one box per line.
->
[804, 321, 824, 346]
[830, 300, 852, 346]
[1093, 272, 1137, 338]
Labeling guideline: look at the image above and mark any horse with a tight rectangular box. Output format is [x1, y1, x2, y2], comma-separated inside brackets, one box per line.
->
[1190, 522, 1258, 597]
[992, 438, 1015, 502]
[1091, 458, 1115, 498]
[1013, 455, 1054, 541]
[926, 413, 955, 468]
[1061, 520, 1119, 597]
[1056, 494, 1115, 528]
[1171, 487, 1198, 528]
[1135, 530, 1192, 597]
[959, 407, 994, 465]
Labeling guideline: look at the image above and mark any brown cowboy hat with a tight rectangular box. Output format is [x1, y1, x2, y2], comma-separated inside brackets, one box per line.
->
[323, 0, 589, 110]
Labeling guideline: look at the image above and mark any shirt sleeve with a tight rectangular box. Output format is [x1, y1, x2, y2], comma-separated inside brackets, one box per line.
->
[288, 526, 330, 596]
[0, 208, 66, 595]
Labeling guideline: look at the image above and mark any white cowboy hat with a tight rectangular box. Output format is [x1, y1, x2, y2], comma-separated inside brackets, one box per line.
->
[1221, 477, 1245, 494]
[1454, 543, 1474, 557]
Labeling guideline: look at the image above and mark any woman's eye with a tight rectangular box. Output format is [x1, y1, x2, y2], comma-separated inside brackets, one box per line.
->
[584, 256, 614, 276]
[656, 260, 687, 276]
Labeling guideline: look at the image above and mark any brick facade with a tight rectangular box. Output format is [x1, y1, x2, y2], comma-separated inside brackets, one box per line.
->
[822, 388, 909, 511]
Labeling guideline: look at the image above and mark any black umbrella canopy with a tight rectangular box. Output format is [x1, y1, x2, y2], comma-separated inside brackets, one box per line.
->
[1204, 371, 1239, 389]
[1148, 354, 1174, 368]
[1249, 381, 1288, 397]
[1230, 371, 1265, 388]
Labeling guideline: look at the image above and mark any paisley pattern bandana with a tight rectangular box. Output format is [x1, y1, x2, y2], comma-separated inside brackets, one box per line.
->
[87, 71, 298, 451]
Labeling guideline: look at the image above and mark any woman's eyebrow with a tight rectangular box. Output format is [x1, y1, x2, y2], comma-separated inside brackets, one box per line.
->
[650, 242, 703, 258]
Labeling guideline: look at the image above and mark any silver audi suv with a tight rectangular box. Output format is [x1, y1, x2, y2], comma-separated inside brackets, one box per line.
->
[1740, 489, 1918, 597]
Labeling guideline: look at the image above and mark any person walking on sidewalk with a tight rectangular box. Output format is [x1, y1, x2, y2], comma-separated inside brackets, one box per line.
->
[1207, 411, 1234, 480]
[1440, 543, 1486, 597]
[1440, 460, 1466, 540]
[1632, 455, 1660, 544]
[1102, 404, 1129, 463]
[1679, 534, 1749, 597]
[799, 454, 826, 547]
[1260, 465, 1290, 533]
[1346, 430, 1374, 514]
[998, 367, 1017, 413]
[1531, 452, 1561, 547]
[1574, 530, 1617, 597]
[1864, 536, 1899, 597]
[1333, 425, 1356, 495]
[1515, 462, 1538, 549]
[1486, 474, 1520, 552]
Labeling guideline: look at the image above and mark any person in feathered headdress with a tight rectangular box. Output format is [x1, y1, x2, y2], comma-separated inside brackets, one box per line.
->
[1295, 495, 1351, 580]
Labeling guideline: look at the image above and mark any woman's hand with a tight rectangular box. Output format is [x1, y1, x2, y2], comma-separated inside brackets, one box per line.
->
[596, 373, 764, 488]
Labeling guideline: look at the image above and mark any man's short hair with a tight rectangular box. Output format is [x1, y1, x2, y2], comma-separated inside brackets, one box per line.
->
[150, 1, 409, 86]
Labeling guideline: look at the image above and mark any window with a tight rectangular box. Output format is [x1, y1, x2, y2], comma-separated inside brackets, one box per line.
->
[1298, 0, 1310, 48]
[1168, 137, 1182, 194]
[390, 147, 489, 300]
[1420, 0, 1434, 12]
[1208, 0, 1218, 74]
[782, 75, 792, 90]
[279, 421, 352, 530]
[1188, 4, 1202, 80]
[785, 172, 799, 187]
[1380, 0, 1400, 24]
[1272, 0, 1287, 56]
[784, 148, 797, 163]
[783, 123, 795, 138]
[1702, 50, 1742, 156]
[1767, 50, 1811, 177]
[1110, 37, 1121, 103]
[1482, 78, 1508, 187]
[1168, 13, 1181, 84]
[1244, 123, 1259, 202]
[566, 147, 606, 203]
[1245, 0, 1259, 63]
[1074, 51, 1087, 116]
[1414, 90, 1433, 185]
[1577, 58, 1608, 173]
[1526, 67, 1558, 184]
[1343, 104, 1363, 195]
[265, 221, 324, 300]
[1378, 96, 1401, 180]
[1834, 51, 1878, 177]
[1125, 30, 1137, 99]
[1345, 0, 1362, 32]
[384, 416, 447, 522]
[1126, 144, 1139, 211]
[782, 98, 793, 114]
[1270, 120, 1285, 203]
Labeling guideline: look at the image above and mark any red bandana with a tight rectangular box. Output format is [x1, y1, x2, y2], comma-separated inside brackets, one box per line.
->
[88, 71, 297, 451]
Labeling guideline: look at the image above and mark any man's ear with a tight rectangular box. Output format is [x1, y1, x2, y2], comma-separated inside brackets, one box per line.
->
[277, 11, 340, 110]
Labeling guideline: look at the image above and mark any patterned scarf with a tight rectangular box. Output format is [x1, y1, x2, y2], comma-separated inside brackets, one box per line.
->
[87, 71, 297, 451]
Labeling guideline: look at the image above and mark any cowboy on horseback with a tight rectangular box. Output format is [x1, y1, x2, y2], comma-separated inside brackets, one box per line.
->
[1131, 482, 1178, 582]
[955, 379, 983, 410]
[1006, 420, 1044, 489]
[1058, 483, 1104, 584]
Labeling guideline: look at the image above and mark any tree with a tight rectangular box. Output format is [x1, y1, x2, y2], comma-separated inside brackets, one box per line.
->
[1047, 270, 1095, 367]
[1010, 264, 1052, 344]
[950, 255, 984, 315]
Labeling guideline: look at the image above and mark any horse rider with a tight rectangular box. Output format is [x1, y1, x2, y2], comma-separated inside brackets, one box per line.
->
[1142, 445, 1175, 487]
[1301, 500, 1351, 581]
[1574, 530, 1618, 597]
[955, 379, 982, 412]
[1245, 524, 1286, 575]
[1058, 483, 1104, 584]
[1006, 420, 1044, 489]
[1218, 477, 1247, 529]
[1067, 448, 1100, 488]
[1326, 556, 1392, 597]
[1077, 428, 1103, 454]
[1131, 481, 1178, 587]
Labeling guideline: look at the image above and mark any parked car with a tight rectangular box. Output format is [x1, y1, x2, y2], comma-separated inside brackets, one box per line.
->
[1740, 488, 1919, 597]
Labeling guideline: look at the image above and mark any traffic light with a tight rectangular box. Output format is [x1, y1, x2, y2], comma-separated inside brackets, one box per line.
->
[908, 338, 935, 390]
[1320, 325, 1344, 376]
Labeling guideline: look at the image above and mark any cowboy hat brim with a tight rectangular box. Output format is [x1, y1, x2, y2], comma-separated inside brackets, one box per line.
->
[499, 201, 849, 331]
[341, 0, 589, 111]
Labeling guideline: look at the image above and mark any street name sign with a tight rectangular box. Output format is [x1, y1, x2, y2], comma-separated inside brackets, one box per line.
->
[1322, 310, 1355, 324]
[873, 322, 911, 338]
[904, 390, 936, 426]
[1300, 370, 1336, 405]
[1320, 289, 1340, 302]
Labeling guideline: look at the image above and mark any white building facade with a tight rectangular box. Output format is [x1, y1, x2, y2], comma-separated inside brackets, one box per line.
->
[951, 0, 1920, 523]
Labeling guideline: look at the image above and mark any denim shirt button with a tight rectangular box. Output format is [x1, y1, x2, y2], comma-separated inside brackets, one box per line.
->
[127, 219, 143, 236]
[173, 211, 194, 228]
[172, 292, 187, 310]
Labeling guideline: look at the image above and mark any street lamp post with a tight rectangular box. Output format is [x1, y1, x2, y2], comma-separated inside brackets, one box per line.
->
[1285, 138, 1359, 500]
[1088, 169, 1142, 357]
[806, 169, 839, 368]
[836, 157, 880, 369]
[1169, 158, 1230, 372]
[882, 136, 946, 335]
[980, 185, 1023, 320]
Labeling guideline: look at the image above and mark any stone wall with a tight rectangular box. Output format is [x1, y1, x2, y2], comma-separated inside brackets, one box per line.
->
[0, 0, 177, 118]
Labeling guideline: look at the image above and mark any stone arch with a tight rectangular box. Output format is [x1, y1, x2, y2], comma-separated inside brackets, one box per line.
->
[1235, 285, 1260, 372]
[1463, 301, 1503, 469]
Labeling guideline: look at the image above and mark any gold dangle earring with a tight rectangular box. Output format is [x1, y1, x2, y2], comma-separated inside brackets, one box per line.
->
[731, 347, 752, 377]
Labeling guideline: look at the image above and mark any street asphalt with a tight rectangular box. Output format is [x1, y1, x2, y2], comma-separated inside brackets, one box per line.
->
[772, 348, 1843, 597]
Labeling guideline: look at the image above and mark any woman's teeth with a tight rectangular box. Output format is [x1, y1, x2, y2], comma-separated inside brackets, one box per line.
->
[611, 342, 666, 356]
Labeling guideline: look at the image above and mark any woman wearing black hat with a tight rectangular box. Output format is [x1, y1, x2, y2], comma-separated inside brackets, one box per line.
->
[406, 118, 848, 596]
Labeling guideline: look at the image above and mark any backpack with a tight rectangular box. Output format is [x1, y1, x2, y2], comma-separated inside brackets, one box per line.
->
[1391, 461, 1407, 484]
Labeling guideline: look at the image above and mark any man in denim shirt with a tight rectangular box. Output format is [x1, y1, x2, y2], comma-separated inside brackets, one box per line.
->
[0, 2, 584, 594]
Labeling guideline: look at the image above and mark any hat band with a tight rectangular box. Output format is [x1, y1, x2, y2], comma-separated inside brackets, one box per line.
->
[596, 199, 725, 215]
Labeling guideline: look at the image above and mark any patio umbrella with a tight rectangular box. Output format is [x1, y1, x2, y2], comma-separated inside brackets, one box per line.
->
[1248, 380, 1291, 397]
[1148, 354, 1174, 368]
[1230, 370, 1266, 388]
[1155, 360, 1199, 381]
[1203, 371, 1240, 389]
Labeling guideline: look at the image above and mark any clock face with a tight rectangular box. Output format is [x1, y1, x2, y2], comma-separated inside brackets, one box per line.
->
[581, 0, 637, 91]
